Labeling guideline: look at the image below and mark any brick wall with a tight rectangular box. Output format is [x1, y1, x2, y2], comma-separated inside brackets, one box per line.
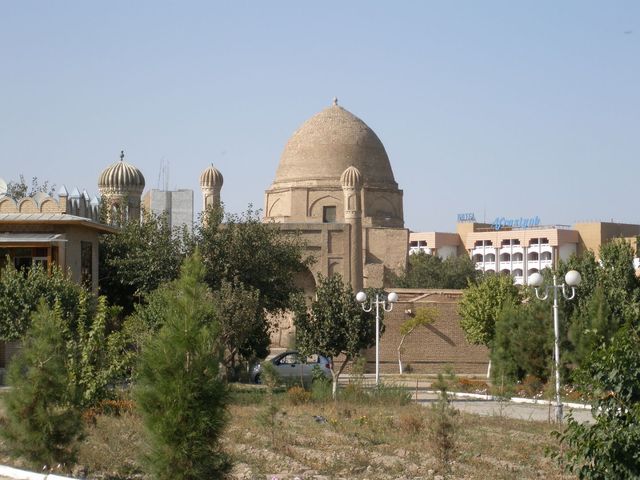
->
[362, 289, 489, 375]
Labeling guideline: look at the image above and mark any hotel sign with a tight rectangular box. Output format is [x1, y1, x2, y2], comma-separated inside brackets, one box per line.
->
[493, 216, 541, 231]
[457, 212, 476, 222]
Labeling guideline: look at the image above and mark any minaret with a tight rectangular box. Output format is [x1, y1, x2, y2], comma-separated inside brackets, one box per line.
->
[341, 165, 363, 292]
[199, 164, 223, 210]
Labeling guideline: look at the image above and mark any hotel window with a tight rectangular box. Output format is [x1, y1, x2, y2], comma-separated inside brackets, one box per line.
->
[323, 206, 336, 223]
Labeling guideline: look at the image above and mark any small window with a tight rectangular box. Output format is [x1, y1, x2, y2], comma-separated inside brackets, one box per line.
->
[323, 206, 336, 223]
[81, 241, 93, 287]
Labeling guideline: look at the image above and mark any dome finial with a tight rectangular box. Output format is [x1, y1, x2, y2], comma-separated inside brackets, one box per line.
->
[120, 150, 125, 161]
[332, 97, 338, 106]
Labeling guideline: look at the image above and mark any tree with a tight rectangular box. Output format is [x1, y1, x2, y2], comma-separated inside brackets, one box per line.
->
[491, 301, 553, 383]
[0, 262, 84, 341]
[458, 273, 520, 348]
[196, 206, 310, 313]
[393, 252, 479, 289]
[1, 302, 83, 467]
[5, 174, 55, 199]
[458, 274, 520, 377]
[134, 253, 229, 480]
[211, 278, 267, 376]
[99, 212, 188, 315]
[294, 274, 376, 398]
[397, 306, 437, 374]
[567, 286, 617, 369]
[559, 239, 640, 372]
[195, 206, 310, 360]
[554, 325, 640, 479]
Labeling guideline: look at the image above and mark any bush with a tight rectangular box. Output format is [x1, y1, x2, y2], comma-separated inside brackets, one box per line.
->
[398, 411, 424, 435]
[311, 372, 333, 403]
[287, 386, 311, 405]
[1, 302, 83, 468]
[368, 383, 412, 406]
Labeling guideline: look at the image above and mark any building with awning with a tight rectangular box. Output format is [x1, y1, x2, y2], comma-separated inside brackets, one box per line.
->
[0, 192, 116, 292]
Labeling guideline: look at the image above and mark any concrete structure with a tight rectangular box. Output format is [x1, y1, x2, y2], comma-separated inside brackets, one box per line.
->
[411, 220, 640, 284]
[264, 99, 409, 291]
[142, 188, 194, 232]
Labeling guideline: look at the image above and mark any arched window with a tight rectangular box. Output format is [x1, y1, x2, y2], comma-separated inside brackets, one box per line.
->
[500, 252, 511, 262]
[472, 253, 483, 263]
[528, 252, 539, 261]
[513, 252, 524, 262]
[513, 269, 523, 277]
[485, 253, 496, 262]
[527, 268, 539, 276]
[541, 251, 552, 261]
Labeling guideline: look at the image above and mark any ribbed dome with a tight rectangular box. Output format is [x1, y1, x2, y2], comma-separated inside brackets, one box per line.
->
[98, 152, 145, 193]
[272, 102, 397, 188]
[340, 165, 362, 189]
[200, 164, 223, 189]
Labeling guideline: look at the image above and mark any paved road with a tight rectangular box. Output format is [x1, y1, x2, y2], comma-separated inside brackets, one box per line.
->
[418, 393, 594, 423]
[342, 375, 594, 424]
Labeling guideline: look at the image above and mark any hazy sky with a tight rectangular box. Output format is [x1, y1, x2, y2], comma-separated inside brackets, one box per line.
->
[1, 1, 638, 231]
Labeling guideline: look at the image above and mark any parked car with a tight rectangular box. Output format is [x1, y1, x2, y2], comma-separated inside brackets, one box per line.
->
[250, 350, 332, 384]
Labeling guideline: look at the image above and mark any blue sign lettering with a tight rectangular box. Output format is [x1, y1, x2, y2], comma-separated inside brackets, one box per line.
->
[493, 216, 540, 231]
[457, 212, 476, 222]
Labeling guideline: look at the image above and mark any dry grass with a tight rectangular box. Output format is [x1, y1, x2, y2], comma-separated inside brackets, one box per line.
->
[0, 387, 575, 479]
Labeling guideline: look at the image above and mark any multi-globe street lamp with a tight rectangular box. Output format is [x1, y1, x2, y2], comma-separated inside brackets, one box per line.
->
[356, 290, 398, 386]
[527, 269, 581, 423]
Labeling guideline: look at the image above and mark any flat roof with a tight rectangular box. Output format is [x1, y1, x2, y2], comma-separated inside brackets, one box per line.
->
[0, 213, 117, 233]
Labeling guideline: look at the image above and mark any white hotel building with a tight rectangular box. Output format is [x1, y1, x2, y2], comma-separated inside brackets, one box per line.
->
[410, 220, 640, 285]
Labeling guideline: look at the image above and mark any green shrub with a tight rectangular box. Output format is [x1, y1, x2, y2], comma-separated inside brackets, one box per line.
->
[552, 326, 640, 479]
[311, 368, 333, 403]
[1, 302, 83, 468]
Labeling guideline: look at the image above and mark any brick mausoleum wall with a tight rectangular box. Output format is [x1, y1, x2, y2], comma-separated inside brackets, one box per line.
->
[269, 288, 490, 376]
[362, 289, 489, 375]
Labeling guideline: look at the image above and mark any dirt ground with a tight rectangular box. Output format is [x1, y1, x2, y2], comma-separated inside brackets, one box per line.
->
[0, 388, 576, 480]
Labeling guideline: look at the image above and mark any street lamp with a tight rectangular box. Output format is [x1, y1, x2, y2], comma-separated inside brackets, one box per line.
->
[356, 290, 398, 386]
[528, 269, 581, 423]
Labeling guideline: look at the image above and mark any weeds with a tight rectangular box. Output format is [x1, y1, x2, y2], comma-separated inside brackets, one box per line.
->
[256, 362, 285, 446]
[287, 386, 311, 405]
[427, 374, 459, 476]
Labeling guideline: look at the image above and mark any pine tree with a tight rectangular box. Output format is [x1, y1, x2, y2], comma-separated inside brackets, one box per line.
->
[1, 301, 82, 468]
[134, 252, 229, 480]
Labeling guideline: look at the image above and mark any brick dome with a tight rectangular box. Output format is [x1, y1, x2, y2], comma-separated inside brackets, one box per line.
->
[272, 100, 397, 189]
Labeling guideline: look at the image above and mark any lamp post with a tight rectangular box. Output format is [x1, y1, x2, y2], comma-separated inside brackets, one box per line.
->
[356, 290, 398, 386]
[528, 270, 581, 423]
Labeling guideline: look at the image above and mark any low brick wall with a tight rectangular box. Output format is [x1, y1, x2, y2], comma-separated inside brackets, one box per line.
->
[362, 289, 489, 375]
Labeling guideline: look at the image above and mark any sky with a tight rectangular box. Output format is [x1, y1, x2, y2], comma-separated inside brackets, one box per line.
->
[1, 1, 638, 232]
